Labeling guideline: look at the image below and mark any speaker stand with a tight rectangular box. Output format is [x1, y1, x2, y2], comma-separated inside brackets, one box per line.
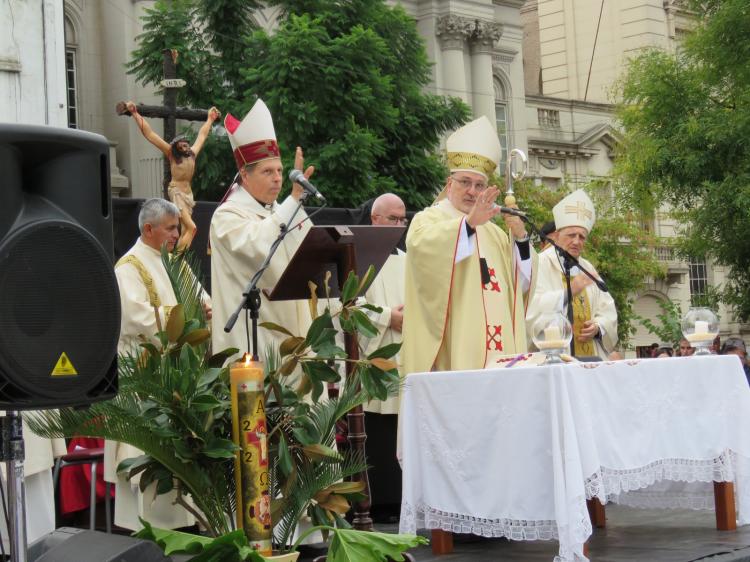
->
[2, 411, 28, 562]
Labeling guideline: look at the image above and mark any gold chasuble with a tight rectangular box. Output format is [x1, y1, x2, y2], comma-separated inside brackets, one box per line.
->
[402, 199, 536, 375]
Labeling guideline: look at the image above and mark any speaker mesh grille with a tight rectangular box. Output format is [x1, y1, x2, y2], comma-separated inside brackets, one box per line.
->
[0, 221, 120, 404]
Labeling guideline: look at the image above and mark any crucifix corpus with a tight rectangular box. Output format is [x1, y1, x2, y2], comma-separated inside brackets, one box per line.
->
[116, 48, 220, 251]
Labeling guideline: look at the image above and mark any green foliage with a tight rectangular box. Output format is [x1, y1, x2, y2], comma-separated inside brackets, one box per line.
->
[136, 520, 427, 562]
[511, 179, 664, 348]
[28, 254, 418, 558]
[634, 298, 684, 348]
[260, 267, 402, 551]
[135, 519, 264, 561]
[127, 0, 469, 205]
[28, 251, 237, 536]
[615, 0, 750, 320]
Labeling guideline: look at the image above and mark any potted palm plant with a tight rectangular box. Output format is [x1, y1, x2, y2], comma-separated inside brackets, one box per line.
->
[28, 249, 425, 561]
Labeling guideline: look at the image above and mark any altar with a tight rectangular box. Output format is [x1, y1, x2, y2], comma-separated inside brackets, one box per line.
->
[398, 355, 750, 561]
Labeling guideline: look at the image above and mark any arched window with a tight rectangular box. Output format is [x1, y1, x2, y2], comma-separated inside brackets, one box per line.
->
[63, 14, 79, 129]
[494, 77, 510, 171]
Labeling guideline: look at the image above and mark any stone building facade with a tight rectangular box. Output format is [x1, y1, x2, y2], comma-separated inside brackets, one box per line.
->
[15, 0, 745, 349]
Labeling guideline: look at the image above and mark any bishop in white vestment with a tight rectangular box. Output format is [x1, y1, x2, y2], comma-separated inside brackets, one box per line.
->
[211, 99, 314, 366]
[526, 190, 617, 358]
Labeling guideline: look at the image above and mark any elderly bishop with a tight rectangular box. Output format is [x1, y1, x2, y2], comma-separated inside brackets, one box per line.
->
[526, 189, 617, 358]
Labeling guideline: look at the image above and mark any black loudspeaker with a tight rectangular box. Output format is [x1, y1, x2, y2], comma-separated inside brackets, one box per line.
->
[30, 527, 171, 562]
[0, 124, 120, 409]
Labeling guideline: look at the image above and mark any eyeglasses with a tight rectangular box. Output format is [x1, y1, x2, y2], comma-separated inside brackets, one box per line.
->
[372, 214, 408, 225]
[451, 176, 488, 192]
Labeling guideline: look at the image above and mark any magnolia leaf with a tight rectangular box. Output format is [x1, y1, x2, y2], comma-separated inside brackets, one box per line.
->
[196, 367, 221, 389]
[303, 361, 340, 384]
[302, 443, 342, 462]
[178, 328, 211, 347]
[311, 377, 325, 403]
[139, 342, 161, 357]
[324, 270, 333, 299]
[308, 280, 319, 320]
[295, 372, 312, 397]
[370, 358, 398, 372]
[166, 304, 185, 343]
[207, 348, 239, 368]
[360, 366, 388, 402]
[356, 265, 377, 296]
[328, 481, 366, 495]
[351, 309, 379, 338]
[318, 493, 351, 515]
[340, 271, 359, 303]
[327, 529, 428, 562]
[279, 356, 299, 377]
[367, 342, 402, 360]
[259, 322, 294, 337]
[306, 311, 334, 347]
[203, 437, 238, 459]
[359, 303, 384, 314]
[280, 336, 305, 357]
[313, 489, 333, 505]
[191, 395, 223, 412]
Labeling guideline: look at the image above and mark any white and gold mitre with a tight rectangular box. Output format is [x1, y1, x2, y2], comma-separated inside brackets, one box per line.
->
[553, 189, 596, 232]
[446, 116, 501, 180]
[224, 98, 280, 170]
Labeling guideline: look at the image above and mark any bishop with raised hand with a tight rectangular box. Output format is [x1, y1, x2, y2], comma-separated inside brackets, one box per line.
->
[402, 117, 538, 374]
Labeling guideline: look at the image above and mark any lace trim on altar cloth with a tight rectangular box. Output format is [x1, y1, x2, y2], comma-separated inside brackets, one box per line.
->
[584, 450, 750, 513]
[399, 500, 592, 562]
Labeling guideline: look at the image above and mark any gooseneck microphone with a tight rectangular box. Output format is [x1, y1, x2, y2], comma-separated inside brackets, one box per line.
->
[289, 169, 325, 201]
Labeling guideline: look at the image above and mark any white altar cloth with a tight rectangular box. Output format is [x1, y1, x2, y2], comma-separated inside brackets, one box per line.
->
[398, 355, 750, 561]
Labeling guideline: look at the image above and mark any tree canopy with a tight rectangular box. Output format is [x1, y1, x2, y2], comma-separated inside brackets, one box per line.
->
[616, 0, 750, 320]
[128, 0, 469, 207]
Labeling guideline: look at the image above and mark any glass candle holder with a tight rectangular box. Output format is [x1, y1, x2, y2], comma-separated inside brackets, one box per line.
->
[532, 312, 572, 365]
[681, 307, 719, 356]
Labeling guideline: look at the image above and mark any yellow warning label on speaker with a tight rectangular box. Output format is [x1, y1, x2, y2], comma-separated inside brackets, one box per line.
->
[51, 352, 78, 376]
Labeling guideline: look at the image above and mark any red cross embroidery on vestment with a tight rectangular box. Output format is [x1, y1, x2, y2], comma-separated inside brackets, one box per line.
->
[486, 324, 503, 351]
[483, 266, 501, 293]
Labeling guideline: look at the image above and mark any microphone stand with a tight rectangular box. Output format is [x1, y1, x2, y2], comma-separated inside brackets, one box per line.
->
[224, 192, 312, 361]
[513, 214, 608, 357]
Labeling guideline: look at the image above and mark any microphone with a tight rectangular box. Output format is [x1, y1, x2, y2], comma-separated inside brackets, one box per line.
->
[492, 205, 527, 218]
[289, 169, 325, 201]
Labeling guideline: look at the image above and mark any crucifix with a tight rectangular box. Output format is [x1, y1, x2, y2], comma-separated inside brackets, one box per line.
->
[116, 48, 221, 250]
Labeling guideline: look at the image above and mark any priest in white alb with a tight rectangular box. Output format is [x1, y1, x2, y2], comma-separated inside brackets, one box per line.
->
[210, 99, 315, 365]
[402, 117, 537, 375]
[105, 198, 211, 531]
[361, 193, 407, 520]
[525, 189, 617, 359]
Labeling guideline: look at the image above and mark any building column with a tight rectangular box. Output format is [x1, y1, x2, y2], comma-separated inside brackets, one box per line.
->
[435, 14, 474, 104]
[470, 21, 503, 125]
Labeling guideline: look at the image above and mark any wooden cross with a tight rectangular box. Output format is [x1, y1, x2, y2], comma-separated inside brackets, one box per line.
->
[565, 201, 593, 221]
[116, 49, 212, 197]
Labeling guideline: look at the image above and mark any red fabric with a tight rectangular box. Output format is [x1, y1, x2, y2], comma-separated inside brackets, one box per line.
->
[233, 140, 280, 170]
[224, 113, 241, 134]
[59, 437, 113, 515]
